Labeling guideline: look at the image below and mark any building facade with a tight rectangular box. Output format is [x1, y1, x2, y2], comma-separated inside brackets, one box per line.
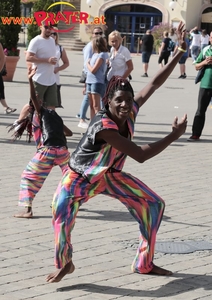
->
[20, 0, 212, 51]
[79, 0, 212, 52]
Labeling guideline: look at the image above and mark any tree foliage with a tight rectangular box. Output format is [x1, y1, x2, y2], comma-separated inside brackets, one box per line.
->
[151, 23, 173, 53]
[27, 0, 55, 45]
[0, 0, 21, 55]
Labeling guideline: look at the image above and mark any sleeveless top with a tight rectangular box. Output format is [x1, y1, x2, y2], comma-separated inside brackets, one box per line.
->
[33, 107, 67, 148]
[69, 101, 139, 183]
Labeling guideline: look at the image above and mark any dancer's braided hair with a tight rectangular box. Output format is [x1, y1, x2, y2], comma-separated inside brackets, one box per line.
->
[7, 100, 34, 143]
[102, 76, 134, 107]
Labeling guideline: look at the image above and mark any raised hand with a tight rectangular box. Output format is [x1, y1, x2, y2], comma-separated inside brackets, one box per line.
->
[172, 114, 187, 139]
[176, 21, 186, 51]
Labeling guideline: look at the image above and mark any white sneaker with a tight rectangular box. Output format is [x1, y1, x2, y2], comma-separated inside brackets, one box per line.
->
[78, 121, 88, 129]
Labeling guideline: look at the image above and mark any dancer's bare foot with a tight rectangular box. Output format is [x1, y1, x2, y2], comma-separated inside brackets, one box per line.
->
[14, 207, 33, 218]
[149, 264, 173, 276]
[46, 261, 75, 283]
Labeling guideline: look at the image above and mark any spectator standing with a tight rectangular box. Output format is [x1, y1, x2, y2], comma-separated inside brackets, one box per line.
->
[107, 30, 134, 82]
[140, 29, 154, 77]
[189, 26, 201, 62]
[158, 31, 171, 68]
[169, 28, 178, 57]
[174, 34, 190, 78]
[26, 24, 58, 108]
[77, 27, 105, 129]
[200, 29, 209, 50]
[86, 36, 109, 119]
[0, 43, 16, 114]
[188, 32, 212, 141]
[50, 27, 69, 108]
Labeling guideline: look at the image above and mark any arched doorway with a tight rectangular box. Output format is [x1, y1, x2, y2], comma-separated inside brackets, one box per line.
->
[201, 7, 212, 34]
[105, 4, 162, 52]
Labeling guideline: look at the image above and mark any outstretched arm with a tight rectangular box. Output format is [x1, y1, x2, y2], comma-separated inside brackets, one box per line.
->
[96, 114, 187, 163]
[135, 21, 187, 108]
[28, 68, 41, 114]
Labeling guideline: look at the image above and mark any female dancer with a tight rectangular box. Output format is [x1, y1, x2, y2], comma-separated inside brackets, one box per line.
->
[13, 68, 72, 218]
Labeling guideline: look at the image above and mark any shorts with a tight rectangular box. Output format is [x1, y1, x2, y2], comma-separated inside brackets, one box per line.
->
[179, 56, 187, 64]
[33, 81, 58, 107]
[142, 51, 152, 63]
[158, 52, 170, 65]
[86, 82, 105, 98]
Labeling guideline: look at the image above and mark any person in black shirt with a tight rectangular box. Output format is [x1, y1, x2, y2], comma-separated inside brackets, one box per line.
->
[140, 30, 154, 77]
[158, 31, 171, 68]
[13, 68, 72, 218]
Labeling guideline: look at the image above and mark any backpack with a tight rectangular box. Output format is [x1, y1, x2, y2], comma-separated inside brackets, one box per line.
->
[167, 39, 176, 52]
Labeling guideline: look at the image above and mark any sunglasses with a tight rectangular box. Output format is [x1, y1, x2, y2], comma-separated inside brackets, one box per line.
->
[94, 32, 103, 35]
[51, 32, 57, 36]
[44, 25, 53, 30]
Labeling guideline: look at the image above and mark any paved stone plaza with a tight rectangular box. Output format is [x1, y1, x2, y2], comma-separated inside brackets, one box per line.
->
[0, 48, 212, 300]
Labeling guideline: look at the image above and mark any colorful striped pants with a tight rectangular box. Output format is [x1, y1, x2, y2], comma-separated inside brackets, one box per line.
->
[52, 169, 165, 273]
[19, 147, 70, 207]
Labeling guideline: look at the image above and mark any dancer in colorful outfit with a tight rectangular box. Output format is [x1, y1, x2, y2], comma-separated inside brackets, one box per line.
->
[14, 68, 72, 218]
[46, 22, 187, 283]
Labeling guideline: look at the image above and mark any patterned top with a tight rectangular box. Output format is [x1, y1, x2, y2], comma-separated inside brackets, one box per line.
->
[70, 101, 139, 183]
[32, 107, 67, 148]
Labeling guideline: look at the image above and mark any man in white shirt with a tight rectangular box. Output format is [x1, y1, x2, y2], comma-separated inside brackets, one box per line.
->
[26, 24, 58, 108]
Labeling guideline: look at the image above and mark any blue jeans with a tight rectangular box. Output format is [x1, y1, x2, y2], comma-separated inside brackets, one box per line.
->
[191, 46, 200, 62]
[79, 93, 89, 119]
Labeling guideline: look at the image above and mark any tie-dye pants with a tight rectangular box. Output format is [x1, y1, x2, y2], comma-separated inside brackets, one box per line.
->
[52, 169, 165, 274]
[19, 146, 70, 207]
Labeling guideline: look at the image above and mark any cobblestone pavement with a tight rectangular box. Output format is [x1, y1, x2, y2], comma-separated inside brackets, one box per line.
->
[0, 48, 212, 300]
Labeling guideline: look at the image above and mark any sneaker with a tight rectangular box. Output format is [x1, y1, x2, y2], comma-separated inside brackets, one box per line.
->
[183, 73, 187, 78]
[178, 75, 185, 79]
[78, 121, 88, 129]
[141, 73, 148, 77]
[187, 135, 200, 141]
[76, 114, 90, 121]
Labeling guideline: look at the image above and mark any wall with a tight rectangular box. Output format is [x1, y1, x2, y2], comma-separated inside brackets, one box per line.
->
[79, 0, 206, 42]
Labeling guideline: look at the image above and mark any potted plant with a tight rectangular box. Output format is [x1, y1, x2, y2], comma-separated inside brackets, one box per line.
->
[0, 0, 21, 81]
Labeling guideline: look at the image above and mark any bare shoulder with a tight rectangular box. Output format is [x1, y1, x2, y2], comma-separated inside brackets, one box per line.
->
[96, 128, 119, 141]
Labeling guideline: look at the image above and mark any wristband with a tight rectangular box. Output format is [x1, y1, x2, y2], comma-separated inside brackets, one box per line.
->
[178, 47, 186, 53]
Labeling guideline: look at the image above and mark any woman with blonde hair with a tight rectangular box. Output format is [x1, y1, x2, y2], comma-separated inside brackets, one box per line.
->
[50, 27, 69, 108]
[86, 36, 108, 119]
[106, 30, 133, 82]
[158, 31, 171, 68]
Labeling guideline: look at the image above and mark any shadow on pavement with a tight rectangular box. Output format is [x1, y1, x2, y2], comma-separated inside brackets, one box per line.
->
[57, 273, 212, 297]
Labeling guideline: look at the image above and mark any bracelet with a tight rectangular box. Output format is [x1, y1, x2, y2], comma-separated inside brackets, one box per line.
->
[178, 47, 186, 53]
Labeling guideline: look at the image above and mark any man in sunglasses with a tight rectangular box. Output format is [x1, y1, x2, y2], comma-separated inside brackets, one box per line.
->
[77, 26, 105, 129]
[25, 23, 58, 109]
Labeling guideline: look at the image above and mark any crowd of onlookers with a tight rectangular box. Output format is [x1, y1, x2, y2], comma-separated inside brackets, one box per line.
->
[1, 23, 211, 144]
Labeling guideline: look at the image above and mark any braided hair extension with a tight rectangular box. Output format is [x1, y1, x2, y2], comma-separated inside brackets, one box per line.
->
[102, 76, 134, 107]
[7, 100, 35, 143]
